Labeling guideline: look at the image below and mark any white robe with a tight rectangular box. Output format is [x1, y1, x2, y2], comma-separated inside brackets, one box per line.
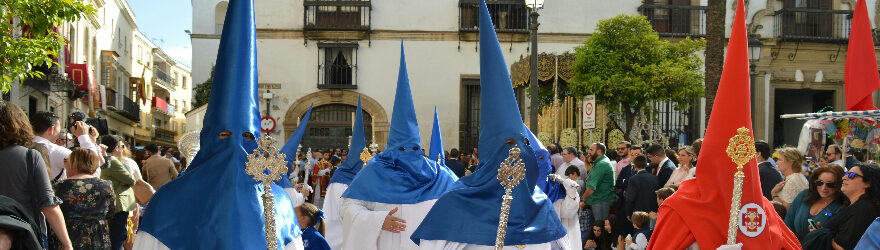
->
[321, 182, 347, 250]
[340, 197, 436, 250]
[552, 179, 581, 250]
[132, 231, 304, 250]
[418, 240, 551, 250]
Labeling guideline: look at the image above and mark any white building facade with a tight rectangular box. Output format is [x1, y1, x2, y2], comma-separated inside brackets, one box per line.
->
[190, 0, 880, 151]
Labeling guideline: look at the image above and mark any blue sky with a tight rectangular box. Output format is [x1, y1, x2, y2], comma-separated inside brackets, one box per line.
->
[129, 0, 192, 67]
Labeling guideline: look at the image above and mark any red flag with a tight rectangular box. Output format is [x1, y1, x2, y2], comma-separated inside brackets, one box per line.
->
[846, 0, 880, 111]
[648, 0, 800, 249]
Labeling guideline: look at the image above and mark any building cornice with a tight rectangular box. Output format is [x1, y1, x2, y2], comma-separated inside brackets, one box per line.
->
[191, 29, 592, 44]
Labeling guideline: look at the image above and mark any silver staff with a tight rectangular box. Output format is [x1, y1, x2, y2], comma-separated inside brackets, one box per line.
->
[725, 127, 756, 245]
[245, 135, 288, 249]
[495, 146, 526, 250]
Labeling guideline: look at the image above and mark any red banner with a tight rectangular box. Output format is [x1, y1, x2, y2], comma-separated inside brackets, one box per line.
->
[152, 96, 167, 111]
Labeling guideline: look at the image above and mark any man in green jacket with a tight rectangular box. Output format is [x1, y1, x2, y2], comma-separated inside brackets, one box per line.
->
[581, 142, 616, 221]
[100, 135, 137, 250]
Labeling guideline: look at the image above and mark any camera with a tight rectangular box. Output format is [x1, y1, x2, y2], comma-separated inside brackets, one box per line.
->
[67, 110, 109, 137]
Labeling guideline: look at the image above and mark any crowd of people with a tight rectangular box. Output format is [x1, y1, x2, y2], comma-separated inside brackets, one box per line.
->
[0, 102, 190, 250]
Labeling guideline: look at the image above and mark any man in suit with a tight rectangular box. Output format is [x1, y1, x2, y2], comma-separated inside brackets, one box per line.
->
[100, 135, 137, 250]
[445, 148, 467, 178]
[625, 155, 658, 221]
[142, 143, 178, 190]
[645, 144, 676, 190]
[755, 140, 783, 201]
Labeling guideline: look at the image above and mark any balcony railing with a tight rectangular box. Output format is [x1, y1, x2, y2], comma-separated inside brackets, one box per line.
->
[639, 4, 707, 37]
[108, 94, 141, 122]
[459, 0, 529, 33]
[153, 127, 176, 142]
[153, 66, 176, 90]
[304, 0, 371, 31]
[775, 8, 852, 43]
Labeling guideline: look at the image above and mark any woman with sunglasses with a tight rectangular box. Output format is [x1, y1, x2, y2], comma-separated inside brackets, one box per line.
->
[802, 163, 880, 250]
[783, 165, 844, 240]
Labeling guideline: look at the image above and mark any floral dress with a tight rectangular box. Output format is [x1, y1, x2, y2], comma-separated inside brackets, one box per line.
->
[50, 177, 115, 249]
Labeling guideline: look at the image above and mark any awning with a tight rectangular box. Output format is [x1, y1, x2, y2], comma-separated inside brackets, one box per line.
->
[779, 110, 880, 120]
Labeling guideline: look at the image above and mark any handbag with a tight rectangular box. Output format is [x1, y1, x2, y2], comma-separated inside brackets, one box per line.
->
[132, 179, 155, 204]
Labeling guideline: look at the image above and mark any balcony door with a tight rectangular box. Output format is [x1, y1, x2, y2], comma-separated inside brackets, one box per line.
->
[645, 0, 692, 34]
[782, 0, 832, 38]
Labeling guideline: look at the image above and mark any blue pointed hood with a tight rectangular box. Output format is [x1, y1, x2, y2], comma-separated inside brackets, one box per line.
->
[526, 126, 565, 202]
[411, 0, 566, 246]
[429, 107, 445, 165]
[277, 104, 313, 189]
[138, 0, 301, 248]
[386, 42, 421, 148]
[329, 96, 367, 185]
[341, 42, 458, 204]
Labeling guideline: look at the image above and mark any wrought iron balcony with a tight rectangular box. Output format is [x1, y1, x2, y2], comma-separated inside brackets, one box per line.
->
[639, 4, 707, 37]
[153, 127, 176, 142]
[108, 94, 141, 122]
[459, 0, 529, 33]
[304, 0, 371, 31]
[152, 66, 176, 90]
[775, 8, 852, 43]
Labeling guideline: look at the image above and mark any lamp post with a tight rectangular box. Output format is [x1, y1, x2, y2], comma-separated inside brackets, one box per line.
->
[526, 0, 544, 134]
[747, 37, 762, 126]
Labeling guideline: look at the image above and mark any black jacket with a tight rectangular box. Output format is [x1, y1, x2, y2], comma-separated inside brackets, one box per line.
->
[0, 195, 41, 250]
[624, 170, 659, 217]
[445, 159, 467, 178]
[757, 161, 783, 201]
[648, 159, 677, 190]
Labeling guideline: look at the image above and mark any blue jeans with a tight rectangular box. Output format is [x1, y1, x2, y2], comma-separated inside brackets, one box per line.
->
[590, 199, 614, 221]
[109, 211, 129, 250]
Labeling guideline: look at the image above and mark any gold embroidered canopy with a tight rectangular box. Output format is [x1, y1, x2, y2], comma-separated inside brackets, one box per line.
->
[509, 52, 576, 87]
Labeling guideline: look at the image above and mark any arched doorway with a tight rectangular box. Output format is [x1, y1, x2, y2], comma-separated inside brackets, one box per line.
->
[284, 90, 389, 150]
[301, 104, 373, 151]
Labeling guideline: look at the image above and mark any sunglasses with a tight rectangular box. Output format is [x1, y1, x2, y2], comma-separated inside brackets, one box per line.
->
[844, 171, 864, 180]
[814, 180, 837, 188]
[617, 148, 627, 151]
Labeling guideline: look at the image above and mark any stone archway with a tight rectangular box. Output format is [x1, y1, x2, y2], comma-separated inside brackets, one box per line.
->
[284, 90, 390, 150]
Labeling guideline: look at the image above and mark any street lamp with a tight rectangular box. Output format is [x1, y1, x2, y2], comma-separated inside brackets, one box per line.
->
[526, 0, 544, 134]
[748, 37, 762, 124]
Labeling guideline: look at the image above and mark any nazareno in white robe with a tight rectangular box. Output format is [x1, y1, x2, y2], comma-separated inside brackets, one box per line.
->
[340, 197, 437, 250]
[321, 182, 347, 250]
[551, 179, 581, 250]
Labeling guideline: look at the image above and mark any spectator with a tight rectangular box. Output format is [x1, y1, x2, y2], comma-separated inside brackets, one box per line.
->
[655, 187, 675, 206]
[756, 141, 783, 201]
[0, 102, 72, 250]
[584, 219, 613, 250]
[625, 156, 658, 219]
[445, 148, 467, 178]
[784, 166, 844, 239]
[645, 144, 677, 190]
[100, 135, 137, 250]
[613, 146, 640, 239]
[771, 201, 787, 220]
[802, 164, 880, 249]
[771, 147, 809, 209]
[0, 195, 43, 250]
[664, 146, 696, 187]
[614, 141, 634, 179]
[295, 202, 330, 250]
[548, 143, 564, 172]
[565, 166, 586, 195]
[692, 138, 703, 167]
[625, 211, 652, 250]
[142, 143, 178, 190]
[665, 149, 679, 166]
[604, 215, 623, 250]
[50, 148, 115, 249]
[558, 147, 587, 179]
[29, 111, 102, 181]
[133, 148, 146, 170]
[120, 142, 142, 181]
[582, 143, 616, 221]
[465, 155, 479, 175]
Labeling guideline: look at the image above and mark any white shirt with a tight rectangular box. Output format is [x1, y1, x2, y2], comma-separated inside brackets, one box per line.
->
[122, 157, 143, 181]
[779, 173, 809, 204]
[556, 158, 587, 180]
[34, 135, 102, 180]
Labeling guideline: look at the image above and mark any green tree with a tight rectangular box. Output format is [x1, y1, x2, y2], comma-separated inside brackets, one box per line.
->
[192, 65, 214, 108]
[0, 0, 95, 94]
[570, 14, 706, 140]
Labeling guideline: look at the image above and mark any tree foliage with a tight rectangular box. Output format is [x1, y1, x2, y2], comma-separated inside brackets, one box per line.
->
[570, 14, 705, 140]
[192, 65, 214, 108]
[0, 0, 95, 93]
